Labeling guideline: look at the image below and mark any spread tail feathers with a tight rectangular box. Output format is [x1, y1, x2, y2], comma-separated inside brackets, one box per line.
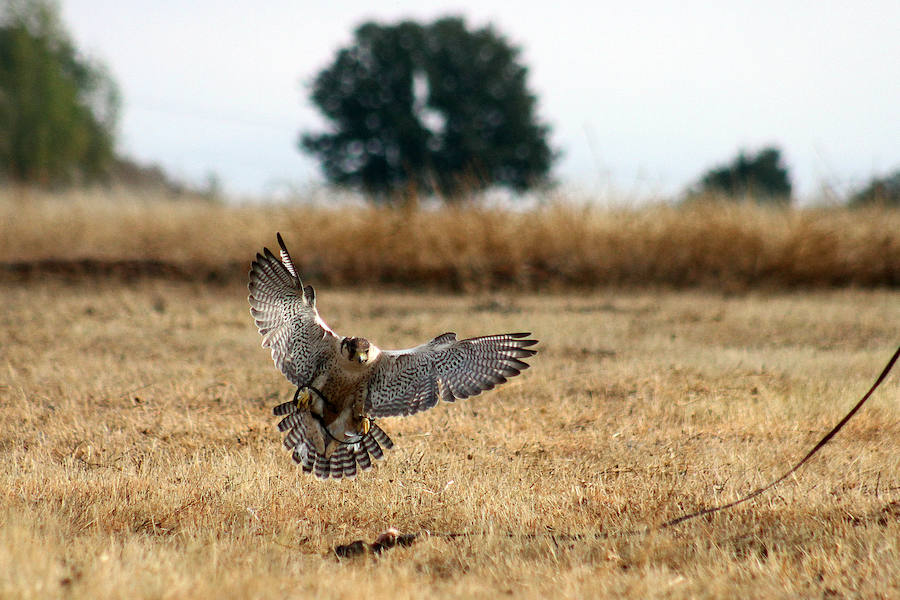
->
[277, 398, 393, 480]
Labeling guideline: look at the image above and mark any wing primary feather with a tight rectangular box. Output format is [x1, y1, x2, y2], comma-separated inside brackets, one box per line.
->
[276, 232, 300, 282]
[260, 247, 296, 289]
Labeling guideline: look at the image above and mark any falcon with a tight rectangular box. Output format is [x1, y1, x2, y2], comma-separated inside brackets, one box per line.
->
[249, 233, 537, 480]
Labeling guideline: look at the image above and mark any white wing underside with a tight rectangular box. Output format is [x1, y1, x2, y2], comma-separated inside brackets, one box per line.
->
[248, 233, 339, 388]
[365, 332, 537, 418]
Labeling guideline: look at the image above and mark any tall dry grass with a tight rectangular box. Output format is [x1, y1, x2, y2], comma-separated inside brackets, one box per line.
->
[2, 187, 899, 289]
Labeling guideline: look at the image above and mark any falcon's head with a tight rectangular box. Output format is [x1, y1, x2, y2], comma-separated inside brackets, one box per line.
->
[340, 337, 378, 365]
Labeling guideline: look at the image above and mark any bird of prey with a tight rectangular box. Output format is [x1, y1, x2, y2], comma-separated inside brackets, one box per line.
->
[248, 233, 537, 480]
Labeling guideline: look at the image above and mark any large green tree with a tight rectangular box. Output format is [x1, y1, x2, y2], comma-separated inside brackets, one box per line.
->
[696, 146, 792, 204]
[0, 0, 119, 184]
[301, 17, 555, 200]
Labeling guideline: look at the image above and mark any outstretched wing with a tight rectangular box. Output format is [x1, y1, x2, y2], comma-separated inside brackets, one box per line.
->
[248, 233, 338, 387]
[365, 332, 537, 418]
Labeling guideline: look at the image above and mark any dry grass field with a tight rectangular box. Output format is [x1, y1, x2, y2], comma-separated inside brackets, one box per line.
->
[3, 188, 899, 289]
[2, 279, 899, 599]
[1, 190, 899, 598]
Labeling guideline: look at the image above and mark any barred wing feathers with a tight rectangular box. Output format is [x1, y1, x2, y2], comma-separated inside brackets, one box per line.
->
[248, 232, 337, 388]
[366, 332, 537, 418]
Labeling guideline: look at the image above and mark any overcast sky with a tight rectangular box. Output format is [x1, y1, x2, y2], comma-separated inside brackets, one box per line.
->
[62, 0, 899, 202]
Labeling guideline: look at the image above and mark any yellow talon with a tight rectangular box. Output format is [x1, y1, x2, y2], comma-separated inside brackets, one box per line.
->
[360, 417, 370, 435]
[296, 389, 311, 409]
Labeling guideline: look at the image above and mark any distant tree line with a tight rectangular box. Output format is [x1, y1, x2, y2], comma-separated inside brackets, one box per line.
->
[692, 146, 792, 204]
[301, 17, 894, 207]
[0, 0, 119, 185]
[848, 169, 900, 207]
[0, 0, 221, 197]
[1, 4, 894, 208]
[688, 146, 897, 207]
